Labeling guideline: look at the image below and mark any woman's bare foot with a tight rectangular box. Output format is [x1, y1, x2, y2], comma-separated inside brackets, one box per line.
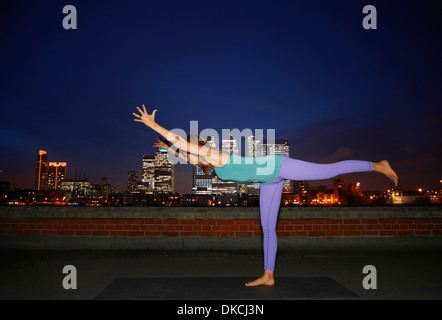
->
[372, 160, 399, 186]
[245, 270, 275, 287]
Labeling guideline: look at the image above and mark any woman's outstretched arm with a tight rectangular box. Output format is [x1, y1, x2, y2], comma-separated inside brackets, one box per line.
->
[152, 138, 195, 164]
[133, 105, 201, 156]
[133, 104, 228, 166]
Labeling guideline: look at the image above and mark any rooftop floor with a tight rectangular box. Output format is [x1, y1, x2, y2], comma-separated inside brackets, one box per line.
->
[1, 245, 442, 300]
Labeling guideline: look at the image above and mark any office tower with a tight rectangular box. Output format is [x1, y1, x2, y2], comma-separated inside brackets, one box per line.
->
[247, 135, 265, 157]
[89, 184, 101, 198]
[141, 155, 155, 193]
[263, 138, 290, 157]
[222, 136, 239, 154]
[101, 177, 111, 200]
[262, 138, 291, 193]
[192, 165, 214, 194]
[295, 181, 310, 205]
[212, 136, 238, 194]
[154, 149, 174, 193]
[48, 162, 67, 190]
[192, 137, 215, 195]
[60, 179, 91, 199]
[333, 177, 347, 205]
[246, 136, 264, 195]
[100, 177, 117, 199]
[127, 170, 138, 192]
[35, 150, 49, 191]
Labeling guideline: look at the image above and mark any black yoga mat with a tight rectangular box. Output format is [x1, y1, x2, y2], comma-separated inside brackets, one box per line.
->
[95, 277, 358, 300]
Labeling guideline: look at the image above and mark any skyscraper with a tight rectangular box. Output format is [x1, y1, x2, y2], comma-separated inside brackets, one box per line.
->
[154, 149, 174, 193]
[333, 177, 347, 205]
[263, 138, 290, 157]
[60, 178, 91, 199]
[192, 137, 215, 195]
[48, 162, 67, 190]
[127, 170, 138, 192]
[212, 136, 238, 194]
[295, 181, 311, 205]
[35, 150, 49, 191]
[141, 155, 155, 193]
[100, 177, 118, 200]
[245, 136, 264, 195]
[247, 135, 265, 157]
[262, 138, 291, 193]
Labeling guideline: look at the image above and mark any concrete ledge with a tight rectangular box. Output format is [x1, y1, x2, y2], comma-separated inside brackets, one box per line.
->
[2, 235, 442, 253]
[1, 205, 442, 219]
[2, 206, 442, 250]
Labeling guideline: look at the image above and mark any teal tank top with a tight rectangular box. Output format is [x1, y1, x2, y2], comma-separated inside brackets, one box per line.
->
[212, 151, 283, 185]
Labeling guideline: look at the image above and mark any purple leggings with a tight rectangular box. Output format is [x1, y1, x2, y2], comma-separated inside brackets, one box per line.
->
[259, 156, 373, 270]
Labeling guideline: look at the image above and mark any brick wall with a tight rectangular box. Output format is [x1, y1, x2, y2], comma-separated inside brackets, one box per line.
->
[1, 217, 442, 238]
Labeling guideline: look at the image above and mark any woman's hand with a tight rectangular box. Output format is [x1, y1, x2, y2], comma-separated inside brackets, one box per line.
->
[152, 138, 169, 150]
[133, 104, 157, 128]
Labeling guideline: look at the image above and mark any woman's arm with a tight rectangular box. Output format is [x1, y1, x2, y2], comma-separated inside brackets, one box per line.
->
[133, 105, 201, 156]
[133, 105, 228, 166]
[152, 138, 190, 163]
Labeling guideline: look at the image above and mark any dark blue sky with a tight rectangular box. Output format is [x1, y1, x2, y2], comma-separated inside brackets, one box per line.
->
[1, 0, 441, 194]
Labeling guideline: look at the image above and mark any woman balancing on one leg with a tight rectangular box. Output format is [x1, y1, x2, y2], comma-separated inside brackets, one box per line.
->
[133, 105, 399, 287]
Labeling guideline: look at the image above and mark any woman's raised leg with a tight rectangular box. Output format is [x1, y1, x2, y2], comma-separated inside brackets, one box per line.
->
[277, 157, 373, 181]
[277, 157, 398, 185]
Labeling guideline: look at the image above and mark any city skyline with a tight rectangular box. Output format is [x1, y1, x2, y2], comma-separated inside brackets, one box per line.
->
[1, 1, 441, 194]
[1, 144, 441, 206]
[11, 142, 442, 198]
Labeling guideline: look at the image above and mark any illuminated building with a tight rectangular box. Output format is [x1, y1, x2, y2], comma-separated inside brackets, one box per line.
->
[35, 150, 49, 191]
[100, 177, 118, 200]
[192, 165, 214, 194]
[245, 136, 264, 195]
[192, 137, 215, 195]
[295, 181, 310, 205]
[262, 138, 291, 193]
[222, 135, 239, 154]
[60, 179, 91, 199]
[48, 162, 67, 190]
[310, 185, 334, 205]
[333, 177, 347, 205]
[392, 189, 403, 204]
[140, 151, 174, 194]
[346, 182, 366, 205]
[247, 135, 265, 158]
[263, 138, 289, 157]
[282, 192, 298, 205]
[212, 136, 238, 195]
[127, 170, 138, 192]
[154, 149, 174, 193]
[141, 155, 155, 193]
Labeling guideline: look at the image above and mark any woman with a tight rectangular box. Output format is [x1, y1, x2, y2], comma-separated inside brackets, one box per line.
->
[133, 105, 399, 287]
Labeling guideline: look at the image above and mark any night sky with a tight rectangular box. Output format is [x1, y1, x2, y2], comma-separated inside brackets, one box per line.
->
[1, 0, 441, 194]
